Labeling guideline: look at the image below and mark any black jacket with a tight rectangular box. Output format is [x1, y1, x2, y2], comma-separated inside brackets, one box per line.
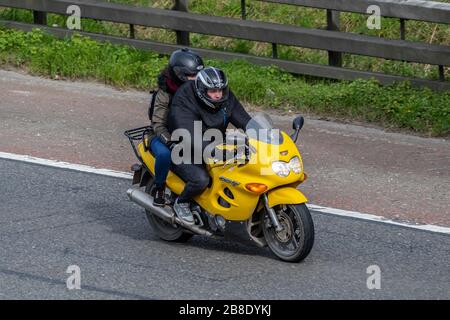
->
[168, 81, 251, 154]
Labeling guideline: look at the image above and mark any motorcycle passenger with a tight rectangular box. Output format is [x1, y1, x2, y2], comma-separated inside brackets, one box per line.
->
[168, 67, 251, 224]
[147, 48, 204, 206]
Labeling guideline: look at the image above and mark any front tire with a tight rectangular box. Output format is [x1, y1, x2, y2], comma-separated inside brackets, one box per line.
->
[262, 203, 314, 262]
[144, 180, 193, 242]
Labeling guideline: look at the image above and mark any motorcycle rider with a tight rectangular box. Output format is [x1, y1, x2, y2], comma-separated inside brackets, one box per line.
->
[147, 48, 204, 206]
[168, 67, 251, 224]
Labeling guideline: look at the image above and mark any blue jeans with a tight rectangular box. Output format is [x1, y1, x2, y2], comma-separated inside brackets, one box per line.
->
[150, 137, 171, 188]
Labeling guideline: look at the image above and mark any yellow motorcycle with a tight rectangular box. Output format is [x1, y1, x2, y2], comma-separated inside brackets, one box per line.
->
[125, 113, 314, 262]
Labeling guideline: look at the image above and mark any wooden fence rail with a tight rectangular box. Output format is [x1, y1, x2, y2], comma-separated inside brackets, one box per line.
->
[0, 0, 448, 90]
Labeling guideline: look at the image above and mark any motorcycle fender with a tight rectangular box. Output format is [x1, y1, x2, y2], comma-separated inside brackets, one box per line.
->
[267, 187, 308, 208]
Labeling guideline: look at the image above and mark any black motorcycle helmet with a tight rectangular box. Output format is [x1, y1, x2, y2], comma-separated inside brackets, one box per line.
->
[168, 48, 204, 84]
[195, 67, 229, 111]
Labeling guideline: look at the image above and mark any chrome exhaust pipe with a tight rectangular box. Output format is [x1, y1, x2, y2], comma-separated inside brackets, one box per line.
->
[126, 188, 213, 236]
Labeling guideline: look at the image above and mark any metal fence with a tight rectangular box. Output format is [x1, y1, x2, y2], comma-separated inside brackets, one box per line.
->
[0, 0, 449, 90]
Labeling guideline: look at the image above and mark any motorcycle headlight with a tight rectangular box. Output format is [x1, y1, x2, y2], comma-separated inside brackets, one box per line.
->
[271, 161, 290, 177]
[272, 157, 302, 177]
[289, 156, 302, 174]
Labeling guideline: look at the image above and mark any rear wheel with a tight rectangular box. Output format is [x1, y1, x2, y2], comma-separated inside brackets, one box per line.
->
[262, 203, 314, 262]
[144, 179, 193, 242]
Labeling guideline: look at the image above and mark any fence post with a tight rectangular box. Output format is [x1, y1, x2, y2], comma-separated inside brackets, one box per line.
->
[129, 24, 135, 39]
[173, 0, 190, 46]
[33, 11, 47, 25]
[272, 43, 278, 59]
[400, 19, 406, 40]
[241, 0, 246, 20]
[438, 65, 445, 81]
[326, 9, 342, 67]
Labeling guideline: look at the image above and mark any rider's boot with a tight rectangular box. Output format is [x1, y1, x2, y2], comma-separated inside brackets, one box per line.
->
[152, 184, 166, 207]
[173, 198, 195, 225]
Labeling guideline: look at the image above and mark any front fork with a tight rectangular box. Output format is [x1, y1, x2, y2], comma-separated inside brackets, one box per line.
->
[262, 193, 284, 232]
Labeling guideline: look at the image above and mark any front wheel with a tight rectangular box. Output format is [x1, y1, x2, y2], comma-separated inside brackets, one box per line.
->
[262, 203, 314, 262]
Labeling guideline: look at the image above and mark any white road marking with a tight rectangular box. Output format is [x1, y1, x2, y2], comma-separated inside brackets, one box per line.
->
[1, 151, 449, 235]
[307, 204, 450, 235]
[0, 151, 132, 179]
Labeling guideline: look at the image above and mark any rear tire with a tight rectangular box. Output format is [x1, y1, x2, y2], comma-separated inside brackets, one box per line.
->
[262, 203, 314, 262]
[144, 179, 193, 242]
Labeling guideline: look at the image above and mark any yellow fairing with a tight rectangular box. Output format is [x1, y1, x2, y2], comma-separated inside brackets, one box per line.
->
[138, 131, 307, 222]
[138, 141, 186, 195]
[267, 187, 308, 207]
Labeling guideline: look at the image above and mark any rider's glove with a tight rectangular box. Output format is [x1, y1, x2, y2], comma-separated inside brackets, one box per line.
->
[210, 147, 234, 162]
[165, 139, 177, 150]
[212, 146, 248, 164]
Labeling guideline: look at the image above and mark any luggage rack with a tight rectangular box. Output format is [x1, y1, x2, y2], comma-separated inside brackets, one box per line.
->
[124, 126, 152, 163]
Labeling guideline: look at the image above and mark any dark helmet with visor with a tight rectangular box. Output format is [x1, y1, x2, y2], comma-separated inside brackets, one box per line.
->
[194, 67, 229, 110]
[168, 48, 204, 84]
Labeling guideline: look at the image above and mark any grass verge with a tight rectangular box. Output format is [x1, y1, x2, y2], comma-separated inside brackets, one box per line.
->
[0, 27, 449, 136]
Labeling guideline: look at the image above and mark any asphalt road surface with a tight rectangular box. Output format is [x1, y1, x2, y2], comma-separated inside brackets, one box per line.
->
[0, 159, 448, 299]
